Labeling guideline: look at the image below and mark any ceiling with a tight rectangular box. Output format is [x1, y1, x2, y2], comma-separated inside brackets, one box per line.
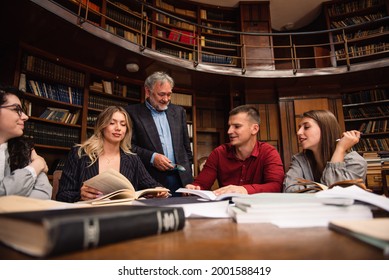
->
[194, 0, 326, 31]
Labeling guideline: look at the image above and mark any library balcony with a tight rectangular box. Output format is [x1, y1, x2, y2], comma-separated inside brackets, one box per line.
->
[32, 0, 389, 78]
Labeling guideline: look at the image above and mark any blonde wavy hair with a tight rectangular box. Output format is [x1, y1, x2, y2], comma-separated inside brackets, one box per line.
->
[76, 106, 133, 165]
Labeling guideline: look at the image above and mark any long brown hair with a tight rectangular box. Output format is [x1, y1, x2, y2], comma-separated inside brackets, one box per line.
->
[302, 110, 342, 180]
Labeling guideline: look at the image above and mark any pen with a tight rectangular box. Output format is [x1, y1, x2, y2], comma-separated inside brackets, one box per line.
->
[336, 132, 363, 142]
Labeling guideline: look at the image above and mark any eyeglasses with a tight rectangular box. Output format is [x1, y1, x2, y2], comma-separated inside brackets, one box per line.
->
[0, 104, 26, 117]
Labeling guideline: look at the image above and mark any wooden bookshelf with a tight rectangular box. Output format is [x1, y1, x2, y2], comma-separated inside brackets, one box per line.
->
[342, 85, 389, 153]
[15, 43, 144, 175]
[198, 4, 240, 66]
[323, 0, 389, 66]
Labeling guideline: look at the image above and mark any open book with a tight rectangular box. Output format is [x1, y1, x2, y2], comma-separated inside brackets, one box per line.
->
[175, 188, 247, 201]
[294, 178, 369, 193]
[79, 169, 169, 205]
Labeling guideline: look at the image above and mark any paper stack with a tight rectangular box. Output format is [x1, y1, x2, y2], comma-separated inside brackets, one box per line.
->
[229, 192, 373, 227]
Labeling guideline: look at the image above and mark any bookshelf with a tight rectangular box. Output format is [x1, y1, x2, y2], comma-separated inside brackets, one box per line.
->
[152, 0, 197, 61]
[323, 0, 389, 66]
[15, 43, 143, 177]
[169, 90, 197, 175]
[198, 5, 240, 66]
[342, 85, 389, 153]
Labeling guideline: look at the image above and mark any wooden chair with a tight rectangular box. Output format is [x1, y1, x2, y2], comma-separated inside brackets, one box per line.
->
[51, 170, 62, 200]
[380, 169, 389, 197]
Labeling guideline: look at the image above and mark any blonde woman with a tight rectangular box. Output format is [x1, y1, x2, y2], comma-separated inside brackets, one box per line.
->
[57, 106, 165, 202]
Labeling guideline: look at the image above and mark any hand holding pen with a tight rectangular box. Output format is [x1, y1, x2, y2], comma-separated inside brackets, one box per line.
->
[336, 130, 361, 151]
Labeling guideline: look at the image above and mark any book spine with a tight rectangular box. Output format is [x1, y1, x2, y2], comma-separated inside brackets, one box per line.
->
[47, 207, 185, 256]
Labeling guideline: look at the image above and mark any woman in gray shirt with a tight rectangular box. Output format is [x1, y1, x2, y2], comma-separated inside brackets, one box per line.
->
[0, 85, 52, 199]
[283, 110, 367, 193]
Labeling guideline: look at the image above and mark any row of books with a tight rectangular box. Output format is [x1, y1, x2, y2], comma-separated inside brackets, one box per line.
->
[342, 88, 388, 104]
[358, 120, 389, 134]
[155, 0, 196, 18]
[335, 42, 389, 59]
[155, 13, 195, 31]
[105, 24, 141, 45]
[203, 37, 238, 50]
[87, 113, 99, 127]
[23, 54, 85, 87]
[106, 7, 142, 30]
[26, 78, 83, 105]
[201, 22, 237, 32]
[352, 138, 389, 152]
[326, 0, 384, 17]
[88, 94, 129, 111]
[170, 92, 192, 107]
[167, 29, 196, 45]
[344, 105, 389, 119]
[89, 80, 140, 99]
[333, 25, 389, 42]
[331, 12, 386, 28]
[201, 53, 235, 65]
[24, 121, 80, 148]
[39, 107, 81, 125]
[157, 48, 194, 61]
[200, 9, 236, 22]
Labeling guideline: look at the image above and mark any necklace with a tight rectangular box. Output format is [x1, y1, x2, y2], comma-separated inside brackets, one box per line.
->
[102, 154, 117, 165]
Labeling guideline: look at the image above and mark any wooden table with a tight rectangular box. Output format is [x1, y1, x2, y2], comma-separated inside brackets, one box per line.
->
[0, 218, 384, 260]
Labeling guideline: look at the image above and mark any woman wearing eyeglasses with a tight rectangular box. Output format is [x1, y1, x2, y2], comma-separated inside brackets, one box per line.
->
[0, 85, 52, 199]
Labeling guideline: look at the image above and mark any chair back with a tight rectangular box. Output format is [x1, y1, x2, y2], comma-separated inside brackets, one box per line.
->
[52, 170, 62, 200]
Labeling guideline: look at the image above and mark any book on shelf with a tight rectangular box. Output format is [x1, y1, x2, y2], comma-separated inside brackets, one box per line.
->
[0, 198, 185, 257]
[329, 218, 389, 258]
[79, 168, 170, 205]
[229, 192, 373, 226]
[168, 28, 181, 41]
[18, 73, 26, 92]
[175, 188, 248, 201]
[133, 196, 230, 218]
[102, 80, 113, 94]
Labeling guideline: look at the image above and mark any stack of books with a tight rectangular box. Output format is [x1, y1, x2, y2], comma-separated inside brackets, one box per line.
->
[228, 191, 374, 227]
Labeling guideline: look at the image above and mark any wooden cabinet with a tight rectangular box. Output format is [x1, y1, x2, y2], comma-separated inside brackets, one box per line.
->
[342, 85, 389, 152]
[323, 0, 389, 67]
[239, 1, 274, 69]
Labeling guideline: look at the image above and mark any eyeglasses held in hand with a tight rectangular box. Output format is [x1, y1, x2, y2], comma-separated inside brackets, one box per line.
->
[0, 104, 26, 117]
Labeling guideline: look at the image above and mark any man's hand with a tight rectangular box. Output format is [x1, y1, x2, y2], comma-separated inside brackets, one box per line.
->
[185, 184, 201, 190]
[214, 185, 248, 196]
[153, 153, 174, 171]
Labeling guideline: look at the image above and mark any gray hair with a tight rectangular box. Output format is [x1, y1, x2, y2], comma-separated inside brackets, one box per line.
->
[144, 71, 174, 90]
